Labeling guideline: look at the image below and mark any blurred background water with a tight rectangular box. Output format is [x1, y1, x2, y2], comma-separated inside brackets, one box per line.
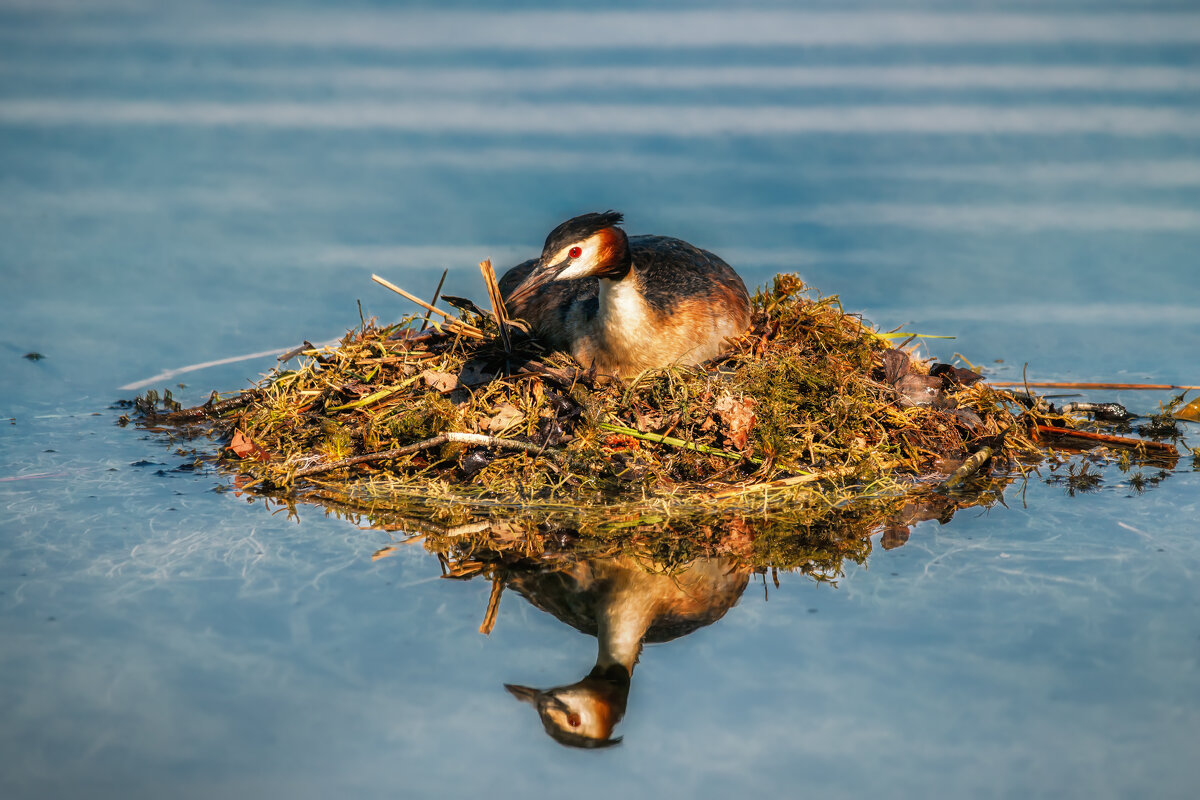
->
[1, 1, 1198, 798]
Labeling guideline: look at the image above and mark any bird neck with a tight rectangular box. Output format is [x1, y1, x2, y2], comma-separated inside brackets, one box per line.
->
[594, 587, 658, 673]
[596, 270, 648, 339]
[599, 227, 632, 281]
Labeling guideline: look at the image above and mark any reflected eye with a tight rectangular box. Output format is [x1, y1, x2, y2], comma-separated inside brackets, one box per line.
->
[567, 713, 581, 728]
[568, 246, 582, 259]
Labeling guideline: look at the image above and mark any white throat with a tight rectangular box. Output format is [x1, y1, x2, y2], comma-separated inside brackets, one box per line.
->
[595, 594, 656, 671]
[597, 275, 647, 335]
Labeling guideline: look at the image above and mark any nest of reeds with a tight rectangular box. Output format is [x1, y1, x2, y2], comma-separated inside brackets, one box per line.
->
[138, 266, 1190, 542]
[133, 272, 1171, 532]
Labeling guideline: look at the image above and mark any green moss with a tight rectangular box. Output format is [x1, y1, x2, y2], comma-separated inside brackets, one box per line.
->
[136, 273, 1074, 527]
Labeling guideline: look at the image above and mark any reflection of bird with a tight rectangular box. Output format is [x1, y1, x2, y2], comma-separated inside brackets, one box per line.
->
[505, 554, 749, 748]
[499, 211, 750, 378]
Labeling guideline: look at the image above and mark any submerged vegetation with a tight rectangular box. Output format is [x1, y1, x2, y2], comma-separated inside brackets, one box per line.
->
[133, 273, 1181, 548]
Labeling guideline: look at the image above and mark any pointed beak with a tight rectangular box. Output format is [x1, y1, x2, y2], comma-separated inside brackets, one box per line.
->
[504, 258, 568, 310]
[504, 684, 572, 714]
[504, 684, 541, 705]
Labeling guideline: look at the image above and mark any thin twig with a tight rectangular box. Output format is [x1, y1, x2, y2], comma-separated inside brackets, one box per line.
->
[292, 431, 557, 477]
[1033, 425, 1179, 457]
[420, 269, 449, 332]
[371, 273, 486, 338]
[278, 340, 317, 362]
[479, 576, 505, 635]
[164, 390, 262, 422]
[372, 274, 455, 320]
[695, 463, 866, 501]
[598, 422, 759, 463]
[990, 381, 1200, 391]
[515, 359, 587, 387]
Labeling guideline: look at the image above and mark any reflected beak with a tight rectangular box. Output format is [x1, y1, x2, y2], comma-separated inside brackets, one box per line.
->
[503, 684, 570, 714]
[504, 683, 541, 705]
[504, 259, 568, 310]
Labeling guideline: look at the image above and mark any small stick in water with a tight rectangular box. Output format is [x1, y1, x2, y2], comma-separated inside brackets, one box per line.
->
[941, 446, 993, 489]
[1033, 425, 1179, 457]
[990, 381, 1200, 391]
[479, 576, 505, 635]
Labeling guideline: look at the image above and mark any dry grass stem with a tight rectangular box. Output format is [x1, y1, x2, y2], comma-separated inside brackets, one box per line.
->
[133, 272, 1181, 535]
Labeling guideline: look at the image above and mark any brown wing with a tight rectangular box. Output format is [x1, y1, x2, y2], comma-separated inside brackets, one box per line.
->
[499, 257, 599, 350]
[498, 258, 539, 298]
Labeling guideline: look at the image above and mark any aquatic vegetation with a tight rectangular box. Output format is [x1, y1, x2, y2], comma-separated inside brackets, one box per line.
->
[133, 273, 1177, 535]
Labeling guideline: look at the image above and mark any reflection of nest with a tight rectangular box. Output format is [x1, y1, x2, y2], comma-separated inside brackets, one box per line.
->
[135, 272, 1179, 528]
[350, 494, 1009, 635]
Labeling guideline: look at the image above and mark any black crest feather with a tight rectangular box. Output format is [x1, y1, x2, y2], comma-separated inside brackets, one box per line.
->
[542, 211, 624, 257]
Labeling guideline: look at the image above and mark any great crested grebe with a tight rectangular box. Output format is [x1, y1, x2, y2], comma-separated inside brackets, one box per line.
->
[505, 553, 750, 748]
[499, 211, 750, 377]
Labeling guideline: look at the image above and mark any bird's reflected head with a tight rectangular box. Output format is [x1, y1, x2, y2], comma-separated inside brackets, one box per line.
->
[504, 664, 630, 749]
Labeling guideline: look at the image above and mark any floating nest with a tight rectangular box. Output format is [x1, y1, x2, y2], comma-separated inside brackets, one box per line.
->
[132, 273, 1178, 536]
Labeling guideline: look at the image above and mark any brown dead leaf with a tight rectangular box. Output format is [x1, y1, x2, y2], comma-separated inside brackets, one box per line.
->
[635, 409, 679, 433]
[930, 363, 984, 386]
[488, 521, 525, 541]
[420, 370, 458, 392]
[954, 408, 984, 431]
[880, 525, 911, 550]
[228, 429, 271, 461]
[881, 349, 910, 384]
[635, 408, 664, 433]
[1173, 396, 1200, 423]
[881, 351, 960, 408]
[457, 360, 494, 387]
[895, 374, 944, 408]
[714, 393, 758, 450]
[486, 401, 524, 433]
[231, 473, 254, 497]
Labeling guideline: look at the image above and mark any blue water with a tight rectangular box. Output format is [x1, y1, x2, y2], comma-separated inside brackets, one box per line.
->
[2, 1, 1199, 797]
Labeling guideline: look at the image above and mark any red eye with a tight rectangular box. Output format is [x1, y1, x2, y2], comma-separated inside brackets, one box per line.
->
[568, 246, 582, 259]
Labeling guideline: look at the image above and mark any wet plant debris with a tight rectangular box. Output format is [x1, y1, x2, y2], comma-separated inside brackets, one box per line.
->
[134, 273, 1180, 528]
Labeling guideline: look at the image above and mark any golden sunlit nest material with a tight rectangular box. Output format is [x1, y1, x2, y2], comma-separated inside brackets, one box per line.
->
[133, 273, 1169, 530]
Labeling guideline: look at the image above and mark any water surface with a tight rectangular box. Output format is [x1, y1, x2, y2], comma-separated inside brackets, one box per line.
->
[2, 1, 1199, 798]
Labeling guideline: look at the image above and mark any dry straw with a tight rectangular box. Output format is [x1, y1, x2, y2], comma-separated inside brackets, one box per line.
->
[134, 273, 1179, 534]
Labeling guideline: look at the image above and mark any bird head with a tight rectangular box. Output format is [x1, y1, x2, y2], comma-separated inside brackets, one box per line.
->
[504, 211, 631, 309]
[504, 663, 630, 749]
